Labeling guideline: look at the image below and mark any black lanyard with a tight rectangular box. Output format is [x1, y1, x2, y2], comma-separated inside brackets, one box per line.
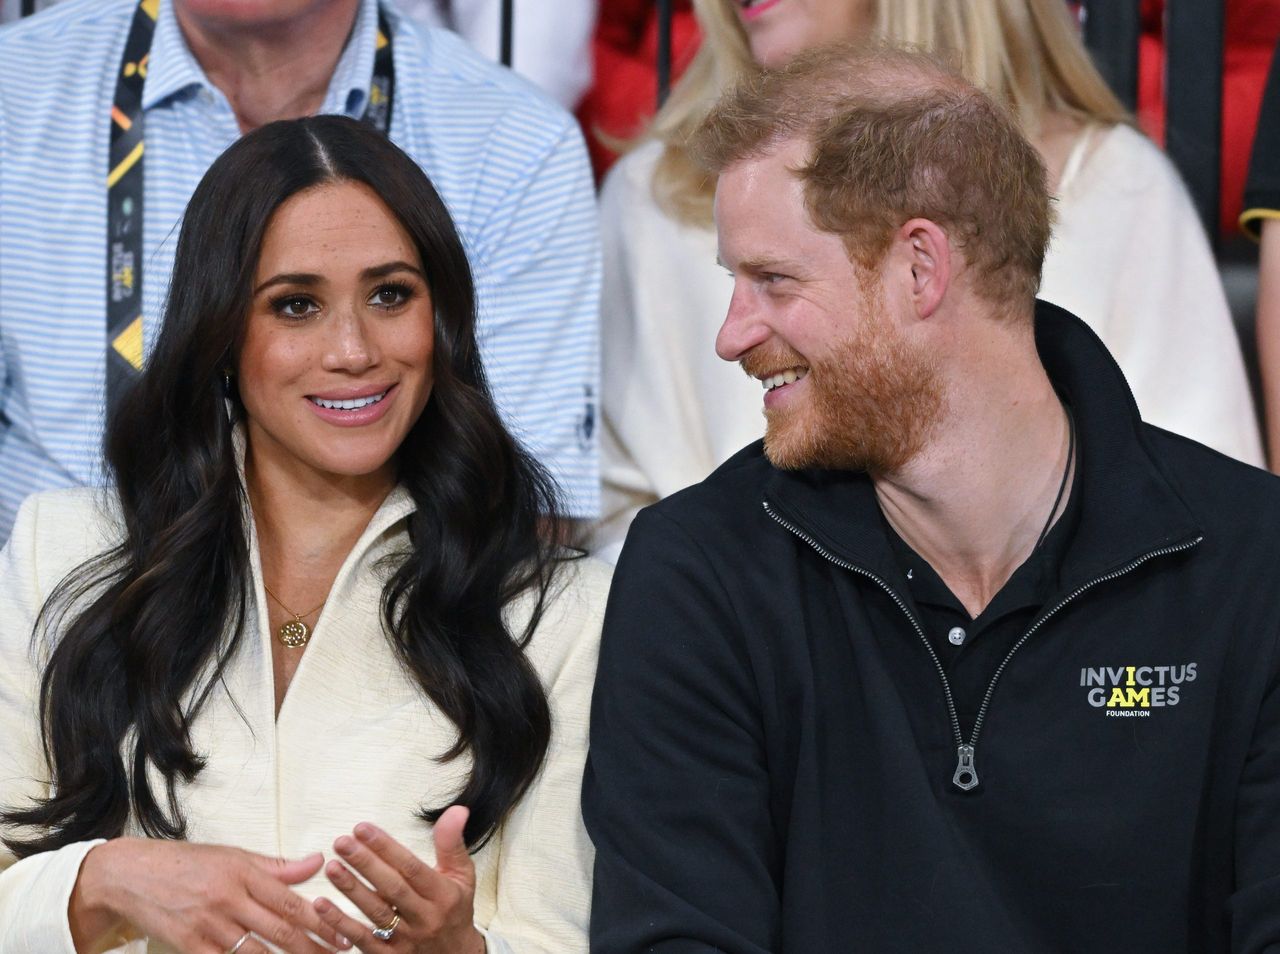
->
[106, 0, 396, 410]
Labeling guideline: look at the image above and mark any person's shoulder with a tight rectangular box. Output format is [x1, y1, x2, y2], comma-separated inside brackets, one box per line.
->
[0, 0, 130, 58]
[0, 0, 131, 125]
[1143, 425, 1280, 533]
[631, 442, 774, 545]
[518, 555, 611, 688]
[553, 554, 614, 616]
[1083, 123, 1187, 199]
[600, 139, 668, 211]
[599, 139, 666, 226]
[603, 139, 664, 194]
[6, 487, 122, 590]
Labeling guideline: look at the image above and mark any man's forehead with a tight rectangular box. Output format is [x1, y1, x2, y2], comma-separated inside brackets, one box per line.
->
[714, 139, 830, 264]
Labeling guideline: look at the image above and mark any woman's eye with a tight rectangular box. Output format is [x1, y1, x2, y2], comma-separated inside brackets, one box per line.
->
[273, 295, 318, 318]
[370, 282, 412, 308]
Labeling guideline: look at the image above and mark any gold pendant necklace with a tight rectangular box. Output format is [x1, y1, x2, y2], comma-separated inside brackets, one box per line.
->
[262, 582, 325, 649]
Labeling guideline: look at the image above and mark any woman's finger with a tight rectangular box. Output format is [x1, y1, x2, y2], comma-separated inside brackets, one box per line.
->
[349, 820, 469, 902]
[324, 857, 401, 935]
[241, 878, 351, 953]
[332, 831, 430, 919]
[312, 895, 385, 951]
[246, 851, 326, 885]
[429, 806, 473, 882]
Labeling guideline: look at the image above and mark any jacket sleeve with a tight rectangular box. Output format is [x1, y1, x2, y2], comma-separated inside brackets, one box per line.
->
[0, 494, 106, 953]
[583, 509, 780, 953]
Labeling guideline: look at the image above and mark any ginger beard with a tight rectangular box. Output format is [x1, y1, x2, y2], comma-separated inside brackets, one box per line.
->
[744, 283, 945, 475]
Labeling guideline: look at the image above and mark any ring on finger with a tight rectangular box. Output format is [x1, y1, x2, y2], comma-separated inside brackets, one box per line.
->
[227, 932, 253, 954]
[371, 911, 401, 942]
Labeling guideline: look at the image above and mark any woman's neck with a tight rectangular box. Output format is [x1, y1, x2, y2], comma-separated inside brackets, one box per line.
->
[243, 448, 393, 590]
[173, 0, 362, 133]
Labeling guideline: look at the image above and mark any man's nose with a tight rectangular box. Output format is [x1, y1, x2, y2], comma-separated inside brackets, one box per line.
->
[716, 286, 770, 363]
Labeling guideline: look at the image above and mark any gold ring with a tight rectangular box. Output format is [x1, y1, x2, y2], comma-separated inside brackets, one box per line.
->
[370, 911, 401, 941]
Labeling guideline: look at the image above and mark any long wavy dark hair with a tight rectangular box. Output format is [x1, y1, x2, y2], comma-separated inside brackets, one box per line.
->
[4, 115, 567, 856]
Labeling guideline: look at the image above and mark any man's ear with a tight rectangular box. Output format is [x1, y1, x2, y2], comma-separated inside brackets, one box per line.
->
[897, 218, 951, 320]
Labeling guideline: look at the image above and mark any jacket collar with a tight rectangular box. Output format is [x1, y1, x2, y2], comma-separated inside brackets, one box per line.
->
[762, 300, 1203, 594]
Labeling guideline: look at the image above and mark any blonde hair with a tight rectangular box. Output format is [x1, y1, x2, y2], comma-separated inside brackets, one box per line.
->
[691, 45, 1053, 307]
[646, 0, 1129, 226]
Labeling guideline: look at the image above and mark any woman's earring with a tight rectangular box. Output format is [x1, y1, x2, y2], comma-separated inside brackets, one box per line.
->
[221, 369, 236, 424]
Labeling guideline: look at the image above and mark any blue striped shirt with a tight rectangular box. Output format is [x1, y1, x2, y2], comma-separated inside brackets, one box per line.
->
[0, 0, 601, 538]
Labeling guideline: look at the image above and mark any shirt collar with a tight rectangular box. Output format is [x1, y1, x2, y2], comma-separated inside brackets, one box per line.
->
[141, 0, 210, 110]
[142, 0, 385, 116]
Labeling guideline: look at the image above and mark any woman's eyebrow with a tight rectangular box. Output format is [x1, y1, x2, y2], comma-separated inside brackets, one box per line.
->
[253, 272, 321, 295]
[252, 261, 424, 296]
[362, 260, 424, 280]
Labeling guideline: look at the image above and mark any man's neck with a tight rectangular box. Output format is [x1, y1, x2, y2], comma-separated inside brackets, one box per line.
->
[874, 320, 1073, 619]
[174, 1, 362, 133]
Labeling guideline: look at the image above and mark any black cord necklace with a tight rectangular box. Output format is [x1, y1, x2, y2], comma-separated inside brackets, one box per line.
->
[1032, 403, 1076, 554]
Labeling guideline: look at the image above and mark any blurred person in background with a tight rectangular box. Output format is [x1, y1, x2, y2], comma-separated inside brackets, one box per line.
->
[0, 0, 597, 110]
[1241, 45, 1280, 469]
[0, 0, 601, 543]
[592, 0, 1262, 561]
[395, 0, 595, 109]
[576, 0, 700, 179]
[0, 115, 605, 954]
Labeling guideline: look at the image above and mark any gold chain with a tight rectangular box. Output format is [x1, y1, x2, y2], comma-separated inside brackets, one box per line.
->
[261, 582, 325, 620]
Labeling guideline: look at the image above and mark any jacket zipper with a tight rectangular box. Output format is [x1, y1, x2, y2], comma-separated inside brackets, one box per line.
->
[762, 499, 1202, 792]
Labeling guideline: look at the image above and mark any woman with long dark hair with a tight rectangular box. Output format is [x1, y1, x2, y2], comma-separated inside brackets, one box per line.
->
[0, 115, 607, 953]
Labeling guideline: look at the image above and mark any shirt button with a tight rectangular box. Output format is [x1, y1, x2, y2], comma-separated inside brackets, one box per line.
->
[948, 626, 967, 646]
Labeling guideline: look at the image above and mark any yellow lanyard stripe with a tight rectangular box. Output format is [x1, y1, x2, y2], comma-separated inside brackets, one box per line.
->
[111, 316, 144, 371]
[107, 140, 145, 189]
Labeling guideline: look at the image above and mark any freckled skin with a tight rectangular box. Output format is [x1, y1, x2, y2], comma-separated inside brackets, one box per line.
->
[238, 180, 435, 492]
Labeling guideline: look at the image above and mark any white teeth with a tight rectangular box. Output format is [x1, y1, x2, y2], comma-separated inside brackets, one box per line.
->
[761, 368, 809, 391]
[311, 390, 387, 410]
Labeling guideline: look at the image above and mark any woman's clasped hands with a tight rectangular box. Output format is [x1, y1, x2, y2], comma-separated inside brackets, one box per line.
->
[71, 805, 483, 954]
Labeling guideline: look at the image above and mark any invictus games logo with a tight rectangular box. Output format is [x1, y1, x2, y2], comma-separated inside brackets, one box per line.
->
[1080, 664, 1197, 717]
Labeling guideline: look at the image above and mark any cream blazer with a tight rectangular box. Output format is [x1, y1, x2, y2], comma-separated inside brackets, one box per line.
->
[0, 486, 610, 953]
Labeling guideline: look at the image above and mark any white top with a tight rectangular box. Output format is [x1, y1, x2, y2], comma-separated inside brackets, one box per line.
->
[0, 487, 610, 953]
[395, 0, 595, 108]
[592, 128, 1265, 560]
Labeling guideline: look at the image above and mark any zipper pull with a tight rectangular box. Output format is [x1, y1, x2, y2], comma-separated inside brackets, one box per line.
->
[952, 743, 979, 791]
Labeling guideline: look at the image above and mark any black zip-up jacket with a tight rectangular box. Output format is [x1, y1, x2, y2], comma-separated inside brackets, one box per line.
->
[583, 302, 1280, 953]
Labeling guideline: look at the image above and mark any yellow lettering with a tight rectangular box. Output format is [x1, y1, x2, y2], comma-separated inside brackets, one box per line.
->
[1107, 687, 1151, 708]
[1126, 666, 1136, 687]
